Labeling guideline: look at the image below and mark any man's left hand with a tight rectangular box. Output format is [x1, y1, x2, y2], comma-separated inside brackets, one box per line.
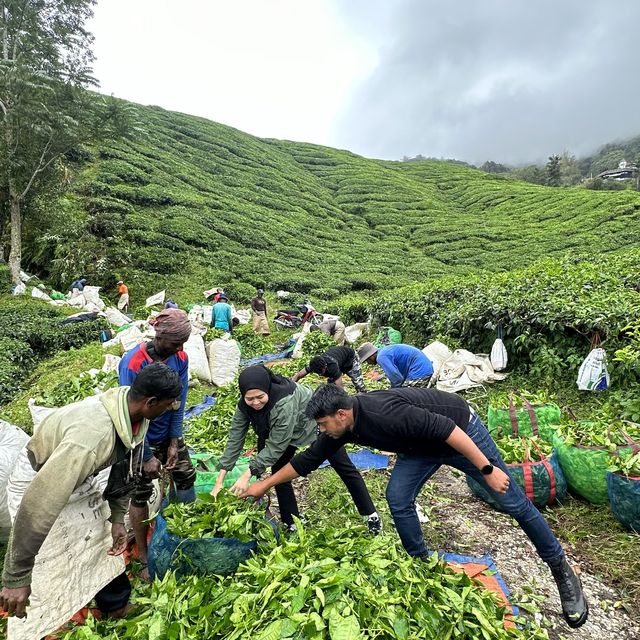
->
[0, 586, 31, 618]
[108, 522, 128, 556]
[165, 442, 179, 470]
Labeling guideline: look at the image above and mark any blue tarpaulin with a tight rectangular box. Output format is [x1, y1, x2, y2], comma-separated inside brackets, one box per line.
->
[240, 339, 296, 367]
[319, 448, 389, 470]
[184, 395, 216, 421]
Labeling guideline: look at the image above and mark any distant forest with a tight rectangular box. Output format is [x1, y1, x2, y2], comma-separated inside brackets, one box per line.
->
[403, 135, 640, 190]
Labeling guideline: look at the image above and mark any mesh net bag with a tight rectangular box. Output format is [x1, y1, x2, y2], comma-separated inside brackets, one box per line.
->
[488, 393, 561, 442]
[147, 510, 257, 580]
[607, 472, 640, 532]
[467, 448, 566, 510]
[191, 453, 250, 494]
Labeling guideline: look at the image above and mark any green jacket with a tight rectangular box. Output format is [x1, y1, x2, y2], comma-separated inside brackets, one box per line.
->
[219, 384, 317, 477]
[2, 387, 148, 589]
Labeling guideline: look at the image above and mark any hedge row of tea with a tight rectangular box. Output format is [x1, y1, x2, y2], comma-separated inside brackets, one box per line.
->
[332, 249, 640, 382]
[28, 99, 640, 300]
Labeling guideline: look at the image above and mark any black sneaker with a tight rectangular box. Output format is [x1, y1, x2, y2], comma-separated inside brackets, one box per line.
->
[367, 514, 382, 535]
[549, 557, 589, 628]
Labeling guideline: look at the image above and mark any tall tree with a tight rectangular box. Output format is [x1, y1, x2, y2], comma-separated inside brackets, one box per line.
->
[0, 0, 130, 285]
[545, 155, 561, 187]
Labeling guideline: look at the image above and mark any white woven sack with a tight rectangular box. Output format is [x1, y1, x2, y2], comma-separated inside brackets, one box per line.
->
[292, 322, 312, 359]
[28, 399, 56, 431]
[102, 354, 122, 373]
[145, 290, 165, 307]
[207, 337, 241, 387]
[490, 338, 508, 371]
[203, 305, 213, 325]
[31, 287, 52, 302]
[82, 285, 105, 311]
[234, 309, 251, 325]
[0, 420, 30, 541]
[104, 306, 130, 327]
[7, 449, 124, 640]
[344, 322, 370, 345]
[118, 325, 145, 352]
[577, 348, 610, 391]
[184, 333, 212, 383]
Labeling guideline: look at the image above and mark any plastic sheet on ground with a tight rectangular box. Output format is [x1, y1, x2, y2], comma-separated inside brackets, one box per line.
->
[184, 395, 216, 421]
[240, 340, 295, 367]
[439, 552, 519, 627]
[318, 448, 389, 470]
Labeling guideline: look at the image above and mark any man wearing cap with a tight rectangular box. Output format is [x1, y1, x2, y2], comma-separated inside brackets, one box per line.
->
[118, 308, 196, 581]
[242, 384, 589, 629]
[211, 293, 233, 333]
[358, 342, 434, 388]
[292, 346, 367, 393]
[251, 288, 270, 336]
[116, 280, 129, 313]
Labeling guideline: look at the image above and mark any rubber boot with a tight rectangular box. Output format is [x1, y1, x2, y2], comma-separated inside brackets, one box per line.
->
[548, 556, 589, 628]
[175, 487, 196, 504]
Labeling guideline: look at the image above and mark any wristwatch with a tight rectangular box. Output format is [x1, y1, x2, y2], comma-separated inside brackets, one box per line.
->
[480, 463, 494, 475]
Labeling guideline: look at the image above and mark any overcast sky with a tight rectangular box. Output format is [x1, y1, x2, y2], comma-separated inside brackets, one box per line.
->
[90, 0, 640, 165]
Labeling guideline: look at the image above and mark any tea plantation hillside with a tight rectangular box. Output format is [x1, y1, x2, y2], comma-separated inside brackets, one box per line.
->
[29, 100, 640, 301]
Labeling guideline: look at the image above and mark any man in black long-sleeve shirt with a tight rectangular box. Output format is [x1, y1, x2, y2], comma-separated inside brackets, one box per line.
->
[292, 346, 367, 393]
[243, 385, 588, 629]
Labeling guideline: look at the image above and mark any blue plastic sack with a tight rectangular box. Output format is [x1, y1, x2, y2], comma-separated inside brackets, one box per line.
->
[148, 510, 257, 580]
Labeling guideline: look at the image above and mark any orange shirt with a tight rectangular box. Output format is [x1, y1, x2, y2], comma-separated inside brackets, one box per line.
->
[119, 284, 128, 295]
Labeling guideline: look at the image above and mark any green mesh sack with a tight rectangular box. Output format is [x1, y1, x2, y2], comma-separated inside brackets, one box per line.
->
[191, 453, 250, 494]
[551, 433, 636, 504]
[147, 509, 256, 579]
[467, 449, 567, 509]
[608, 472, 640, 532]
[374, 326, 402, 347]
[488, 393, 561, 442]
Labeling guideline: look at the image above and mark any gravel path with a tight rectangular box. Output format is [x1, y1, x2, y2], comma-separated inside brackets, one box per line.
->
[426, 467, 640, 640]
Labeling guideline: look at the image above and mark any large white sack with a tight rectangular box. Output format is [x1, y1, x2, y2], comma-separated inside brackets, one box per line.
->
[0, 420, 30, 541]
[31, 287, 52, 302]
[292, 322, 312, 359]
[82, 285, 105, 311]
[234, 309, 251, 325]
[118, 325, 145, 352]
[102, 353, 122, 373]
[145, 290, 165, 307]
[423, 341, 453, 379]
[28, 399, 56, 431]
[7, 449, 124, 640]
[344, 322, 370, 345]
[184, 333, 212, 382]
[104, 306, 130, 327]
[207, 337, 241, 387]
[203, 305, 213, 325]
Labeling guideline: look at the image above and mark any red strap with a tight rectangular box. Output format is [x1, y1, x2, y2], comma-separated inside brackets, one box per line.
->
[541, 459, 556, 504]
[521, 397, 539, 436]
[508, 393, 519, 437]
[522, 464, 534, 501]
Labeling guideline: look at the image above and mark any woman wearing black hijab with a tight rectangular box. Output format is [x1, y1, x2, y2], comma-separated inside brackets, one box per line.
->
[213, 365, 380, 532]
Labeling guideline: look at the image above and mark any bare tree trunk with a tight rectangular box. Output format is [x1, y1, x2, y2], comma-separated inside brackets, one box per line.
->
[8, 184, 21, 285]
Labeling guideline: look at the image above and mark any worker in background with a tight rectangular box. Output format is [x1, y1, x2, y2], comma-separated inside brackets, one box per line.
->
[251, 288, 270, 336]
[292, 345, 367, 393]
[68, 276, 86, 294]
[211, 293, 233, 334]
[358, 342, 433, 388]
[312, 318, 346, 345]
[119, 309, 196, 582]
[116, 280, 129, 313]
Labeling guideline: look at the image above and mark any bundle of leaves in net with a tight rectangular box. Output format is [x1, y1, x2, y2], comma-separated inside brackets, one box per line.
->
[63, 522, 548, 639]
[300, 330, 335, 359]
[495, 436, 553, 464]
[552, 416, 640, 504]
[34, 370, 119, 407]
[163, 491, 274, 544]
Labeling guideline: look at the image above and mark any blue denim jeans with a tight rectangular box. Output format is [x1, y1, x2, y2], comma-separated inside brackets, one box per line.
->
[385, 414, 564, 563]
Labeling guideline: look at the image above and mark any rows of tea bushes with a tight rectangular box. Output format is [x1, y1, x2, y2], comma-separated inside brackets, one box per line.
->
[333, 249, 640, 383]
[22, 97, 640, 301]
